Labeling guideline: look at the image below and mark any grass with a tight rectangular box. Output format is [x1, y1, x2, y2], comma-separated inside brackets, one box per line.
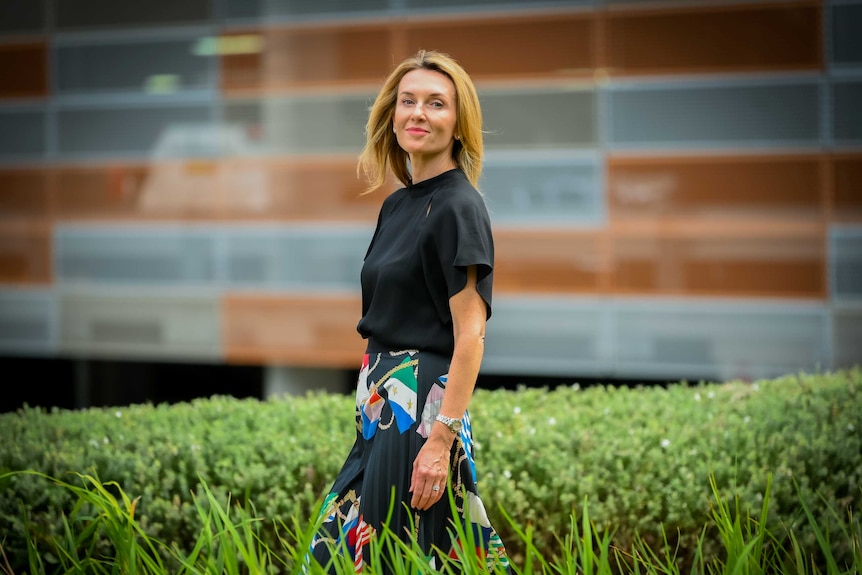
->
[0, 470, 859, 575]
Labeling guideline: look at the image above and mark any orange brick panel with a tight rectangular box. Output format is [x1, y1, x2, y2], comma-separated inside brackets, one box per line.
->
[51, 162, 226, 220]
[0, 225, 51, 284]
[0, 168, 50, 221]
[612, 230, 826, 298]
[0, 42, 48, 99]
[833, 154, 862, 222]
[494, 229, 608, 294]
[606, 2, 822, 75]
[405, 14, 595, 79]
[223, 293, 364, 367]
[50, 160, 386, 222]
[608, 154, 824, 220]
[221, 158, 382, 221]
[220, 25, 393, 93]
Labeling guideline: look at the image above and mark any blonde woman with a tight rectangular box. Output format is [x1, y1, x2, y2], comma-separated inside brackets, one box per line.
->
[309, 50, 509, 573]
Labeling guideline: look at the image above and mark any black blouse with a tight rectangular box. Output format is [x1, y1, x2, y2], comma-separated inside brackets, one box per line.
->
[357, 168, 494, 356]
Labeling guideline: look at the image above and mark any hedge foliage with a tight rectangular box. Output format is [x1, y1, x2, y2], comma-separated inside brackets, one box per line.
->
[1, 369, 860, 571]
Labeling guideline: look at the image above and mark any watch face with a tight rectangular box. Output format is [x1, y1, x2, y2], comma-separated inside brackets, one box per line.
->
[451, 420, 463, 433]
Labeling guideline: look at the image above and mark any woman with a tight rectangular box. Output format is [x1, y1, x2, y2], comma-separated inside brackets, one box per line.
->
[309, 50, 509, 573]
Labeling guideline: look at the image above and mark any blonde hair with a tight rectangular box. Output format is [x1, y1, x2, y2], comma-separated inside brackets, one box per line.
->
[358, 50, 483, 193]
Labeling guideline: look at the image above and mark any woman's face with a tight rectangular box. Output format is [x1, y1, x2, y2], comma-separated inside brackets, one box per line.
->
[393, 68, 457, 160]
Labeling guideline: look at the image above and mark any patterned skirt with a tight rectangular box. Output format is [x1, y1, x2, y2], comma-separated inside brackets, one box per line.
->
[308, 348, 509, 573]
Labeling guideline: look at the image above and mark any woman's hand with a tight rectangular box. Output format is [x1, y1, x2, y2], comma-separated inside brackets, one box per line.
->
[410, 435, 452, 510]
[410, 265, 486, 511]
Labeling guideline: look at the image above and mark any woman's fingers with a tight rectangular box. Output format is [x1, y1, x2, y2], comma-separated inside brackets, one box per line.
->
[410, 463, 447, 510]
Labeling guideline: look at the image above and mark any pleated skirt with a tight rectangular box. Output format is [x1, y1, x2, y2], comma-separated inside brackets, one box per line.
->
[308, 348, 509, 573]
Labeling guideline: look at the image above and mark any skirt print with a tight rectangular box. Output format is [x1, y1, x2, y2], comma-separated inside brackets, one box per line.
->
[309, 349, 509, 573]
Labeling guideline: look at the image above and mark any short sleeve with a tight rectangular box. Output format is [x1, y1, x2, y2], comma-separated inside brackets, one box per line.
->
[432, 196, 494, 319]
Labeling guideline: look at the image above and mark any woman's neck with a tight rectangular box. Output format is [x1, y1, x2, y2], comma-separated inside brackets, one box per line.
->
[409, 154, 457, 185]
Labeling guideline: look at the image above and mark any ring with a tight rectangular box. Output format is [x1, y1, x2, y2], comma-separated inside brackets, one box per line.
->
[432, 485, 440, 492]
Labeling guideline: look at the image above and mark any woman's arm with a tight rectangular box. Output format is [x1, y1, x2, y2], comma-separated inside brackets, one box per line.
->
[410, 265, 487, 510]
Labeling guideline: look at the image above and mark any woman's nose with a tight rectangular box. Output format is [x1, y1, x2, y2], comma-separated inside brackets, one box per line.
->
[411, 103, 425, 119]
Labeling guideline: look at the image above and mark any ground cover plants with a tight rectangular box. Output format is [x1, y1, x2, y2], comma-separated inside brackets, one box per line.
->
[0, 368, 860, 573]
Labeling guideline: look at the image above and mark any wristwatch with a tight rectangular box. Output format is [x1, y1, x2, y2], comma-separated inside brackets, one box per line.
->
[435, 414, 463, 434]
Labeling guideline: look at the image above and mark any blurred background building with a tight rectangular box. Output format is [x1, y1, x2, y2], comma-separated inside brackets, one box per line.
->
[0, 0, 860, 410]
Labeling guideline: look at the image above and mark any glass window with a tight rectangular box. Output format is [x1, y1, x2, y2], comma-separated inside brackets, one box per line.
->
[60, 290, 220, 359]
[831, 228, 862, 300]
[55, 226, 217, 284]
[0, 289, 55, 354]
[0, 108, 45, 157]
[609, 80, 821, 147]
[57, 103, 214, 157]
[223, 0, 388, 19]
[833, 80, 862, 143]
[483, 296, 611, 376]
[224, 226, 370, 291]
[614, 299, 827, 381]
[223, 94, 371, 155]
[482, 89, 596, 149]
[482, 154, 602, 224]
[832, 3, 862, 66]
[56, 38, 214, 95]
[833, 307, 862, 369]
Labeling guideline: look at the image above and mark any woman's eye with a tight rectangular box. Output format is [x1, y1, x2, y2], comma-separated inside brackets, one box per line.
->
[401, 98, 414, 106]
[430, 101, 444, 108]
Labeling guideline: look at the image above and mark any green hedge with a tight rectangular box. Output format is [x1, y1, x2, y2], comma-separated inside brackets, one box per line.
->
[1, 369, 860, 571]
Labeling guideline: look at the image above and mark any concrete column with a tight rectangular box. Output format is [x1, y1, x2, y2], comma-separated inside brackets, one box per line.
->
[264, 365, 348, 399]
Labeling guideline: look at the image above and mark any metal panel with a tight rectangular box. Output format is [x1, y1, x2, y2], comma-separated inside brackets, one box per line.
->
[223, 293, 363, 367]
[482, 296, 613, 376]
[224, 226, 369, 291]
[0, 288, 56, 355]
[55, 226, 217, 285]
[405, 14, 595, 79]
[833, 80, 862, 143]
[832, 3, 862, 66]
[608, 155, 823, 219]
[55, 0, 211, 30]
[609, 80, 821, 147]
[482, 152, 603, 225]
[0, 0, 46, 34]
[606, 3, 820, 74]
[831, 227, 862, 300]
[614, 299, 828, 381]
[482, 89, 597, 149]
[60, 288, 220, 360]
[57, 103, 214, 157]
[56, 38, 214, 95]
[0, 42, 49, 99]
[223, 94, 371, 155]
[219, 27, 391, 91]
[0, 108, 45, 157]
